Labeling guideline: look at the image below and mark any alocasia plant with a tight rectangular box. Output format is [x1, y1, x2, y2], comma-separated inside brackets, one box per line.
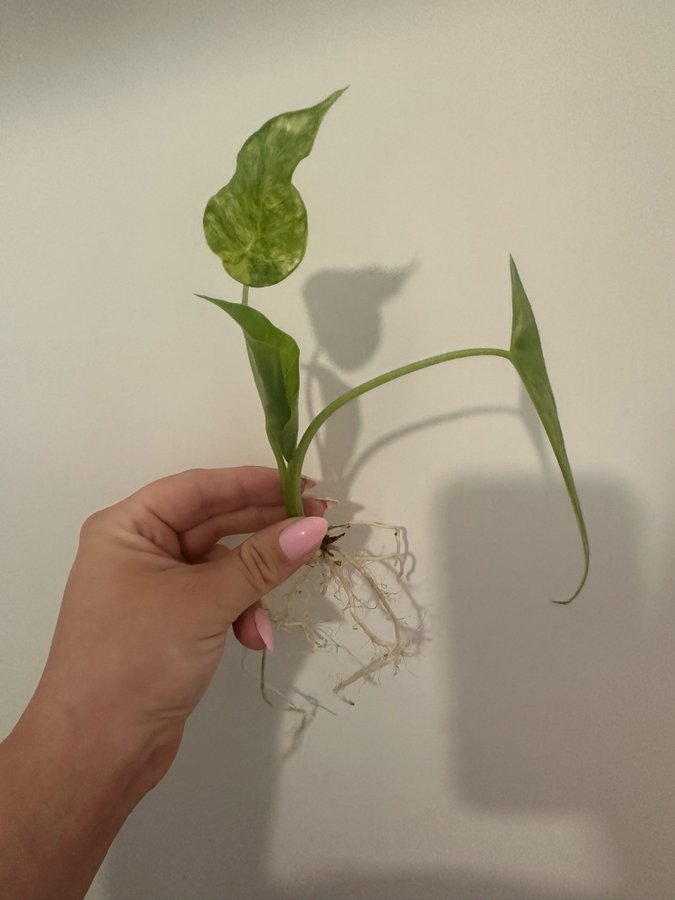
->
[197, 89, 589, 704]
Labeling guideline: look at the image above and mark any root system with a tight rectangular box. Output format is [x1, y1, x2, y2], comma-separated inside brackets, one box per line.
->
[261, 520, 423, 720]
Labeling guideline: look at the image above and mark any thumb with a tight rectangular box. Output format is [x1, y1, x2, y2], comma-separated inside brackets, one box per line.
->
[208, 516, 328, 622]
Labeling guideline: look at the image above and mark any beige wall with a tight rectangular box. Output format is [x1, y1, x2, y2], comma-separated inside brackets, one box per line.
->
[2, 2, 674, 897]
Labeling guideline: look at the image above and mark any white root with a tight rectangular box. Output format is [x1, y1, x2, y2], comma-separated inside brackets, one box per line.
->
[262, 520, 422, 714]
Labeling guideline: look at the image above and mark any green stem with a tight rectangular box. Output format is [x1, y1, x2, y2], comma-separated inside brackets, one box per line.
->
[238, 281, 292, 503]
[283, 470, 303, 517]
[286, 346, 511, 495]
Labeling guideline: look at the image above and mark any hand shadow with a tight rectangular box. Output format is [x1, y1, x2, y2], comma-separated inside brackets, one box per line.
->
[106, 644, 290, 899]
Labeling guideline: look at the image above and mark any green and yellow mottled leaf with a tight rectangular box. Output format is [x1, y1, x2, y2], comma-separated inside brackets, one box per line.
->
[508, 257, 590, 603]
[197, 295, 299, 462]
[204, 89, 345, 288]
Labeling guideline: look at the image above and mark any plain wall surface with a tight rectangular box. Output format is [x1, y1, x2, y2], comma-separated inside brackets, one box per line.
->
[2, 2, 674, 898]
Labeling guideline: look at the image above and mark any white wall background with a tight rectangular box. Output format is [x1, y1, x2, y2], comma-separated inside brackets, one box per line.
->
[2, 2, 674, 898]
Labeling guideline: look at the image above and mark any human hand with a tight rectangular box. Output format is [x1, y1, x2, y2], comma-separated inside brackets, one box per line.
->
[0, 467, 329, 900]
[41, 465, 329, 784]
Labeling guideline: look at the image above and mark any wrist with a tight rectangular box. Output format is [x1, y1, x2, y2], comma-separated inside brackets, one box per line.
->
[0, 687, 174, 899]
[18, 676, 179, 804]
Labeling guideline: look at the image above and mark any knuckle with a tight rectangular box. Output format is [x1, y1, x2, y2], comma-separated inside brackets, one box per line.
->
[79, 509, 106, 540]
[237, 542, 278, 595]
[185, 466, 207, 478]
[78, 505, 118, 542]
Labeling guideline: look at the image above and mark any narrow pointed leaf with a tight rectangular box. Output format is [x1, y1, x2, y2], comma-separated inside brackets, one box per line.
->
[204, 88, 346, 288]
[508, 257, 590, 602]
[197, 295, 300, 462]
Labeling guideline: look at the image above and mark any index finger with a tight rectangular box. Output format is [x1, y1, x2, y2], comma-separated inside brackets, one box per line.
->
[126, 466, 313, 533]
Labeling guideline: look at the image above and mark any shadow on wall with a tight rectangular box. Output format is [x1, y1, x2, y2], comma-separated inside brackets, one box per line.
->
[437, 475, 675, 900]
[107, 479, 662, 900]
[301, 265, 415, 523]
[106, 266, 675, 898]
[303, 265, 415, 371]
[106, 648, 277, 899]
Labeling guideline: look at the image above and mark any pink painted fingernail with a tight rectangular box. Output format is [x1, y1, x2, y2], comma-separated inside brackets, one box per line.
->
[301, 475, 318, 490]
[279, 516, 328, 561]
[313, 496, 339, 509]
[254, 608, 274, 651]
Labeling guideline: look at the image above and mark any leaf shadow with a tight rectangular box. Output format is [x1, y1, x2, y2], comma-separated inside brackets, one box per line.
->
[303, 264, 416, 371]
[301, 264, 519, 516]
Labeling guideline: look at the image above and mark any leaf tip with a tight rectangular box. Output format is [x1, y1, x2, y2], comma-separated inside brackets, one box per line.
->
[552, 553, 590, 605]
[323, 86, 349, 110]
[553, 592, 577, 607]
[509, 254, 520, 284]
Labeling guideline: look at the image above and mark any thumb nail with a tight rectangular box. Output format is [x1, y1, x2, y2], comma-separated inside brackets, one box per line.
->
[279, 516, 328, 561]
[254, 608, 274, 651]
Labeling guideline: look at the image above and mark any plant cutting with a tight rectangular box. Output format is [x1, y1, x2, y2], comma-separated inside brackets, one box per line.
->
[197, 88, 589, 709]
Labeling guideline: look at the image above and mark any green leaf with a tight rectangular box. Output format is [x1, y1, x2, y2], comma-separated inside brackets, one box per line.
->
[197, 295, 300, 463]
[508, 257, 590, 603]
[203, 88, 346, 288]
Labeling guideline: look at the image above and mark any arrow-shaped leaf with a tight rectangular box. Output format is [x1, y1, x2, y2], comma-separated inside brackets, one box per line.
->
[197, 295, 300, 463]
[508, 257, 590, 603]
[203, 88, 345, 289]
